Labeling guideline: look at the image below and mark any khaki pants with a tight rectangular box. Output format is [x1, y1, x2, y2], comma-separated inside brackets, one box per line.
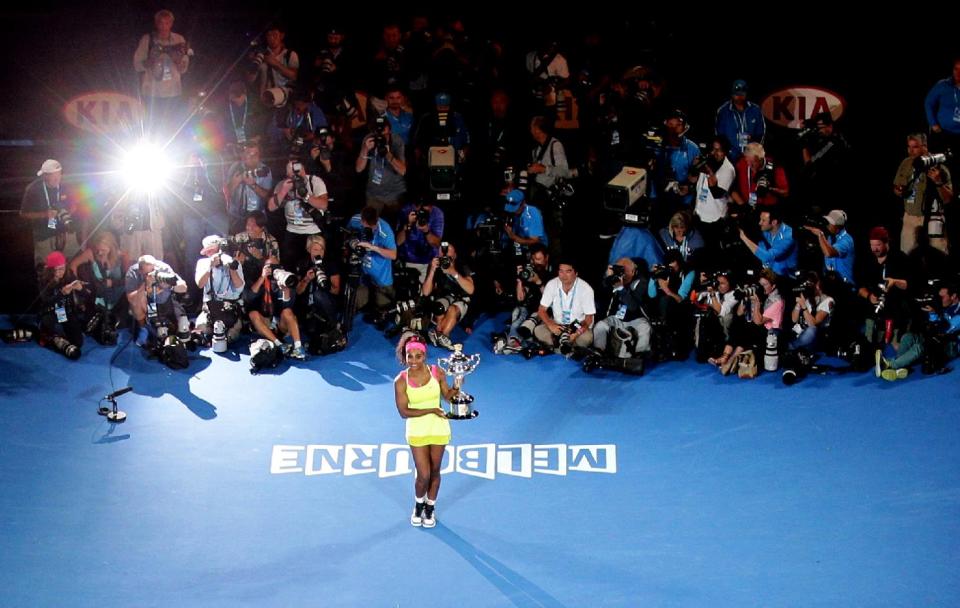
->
[902, 212, 949, 255]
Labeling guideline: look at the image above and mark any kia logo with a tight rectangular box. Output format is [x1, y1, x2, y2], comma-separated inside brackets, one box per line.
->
[63, 92, 144, 134]
[761, 87, 845, 129]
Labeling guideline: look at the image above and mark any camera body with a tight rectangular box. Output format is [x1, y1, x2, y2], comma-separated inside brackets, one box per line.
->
[755, 162, 775, 197]
[312, 256, 330, 290]
[243, 166, 270, 179]
[913, 152, 951, 172]
[650, 264, 672, 281]
[438, 242, 452, 270]
[557, 320, 582, 355]
[603, 264, 626, 288]
[151, 270, 179, 288]
[415, 207, 431, 227]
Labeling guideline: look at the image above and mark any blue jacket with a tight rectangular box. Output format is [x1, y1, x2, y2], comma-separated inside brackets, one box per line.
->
[715, 100, 766, 160]
[609, 227, 664, 272]
[824, 229, 855, 285]
[755, 223, 798, 276]
[925, 79, 960, 135]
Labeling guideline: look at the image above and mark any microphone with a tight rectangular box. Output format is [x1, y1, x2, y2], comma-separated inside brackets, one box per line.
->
[105, 386, 133, 400]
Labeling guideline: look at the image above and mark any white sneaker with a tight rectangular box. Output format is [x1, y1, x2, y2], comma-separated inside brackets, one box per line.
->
[421, 503, 436, 528]
[410, 501, 425, 527]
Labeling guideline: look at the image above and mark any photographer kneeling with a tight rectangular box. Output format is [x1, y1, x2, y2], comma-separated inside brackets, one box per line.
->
[242, 254, 307, 361]
[495, 243, 552, 353]
[585, 258, 651, 373]
[647, 250, 696, 360]
[421, 242, 474, 351]
[535, 260, 596, 355]
[125, 254, 189, 349]
[295, 234, 346, 355]
[876, 282, 960, 381]
[787, 271, 834, 352]
[194, 235, 245, 352]
[37, 251, 85, 360]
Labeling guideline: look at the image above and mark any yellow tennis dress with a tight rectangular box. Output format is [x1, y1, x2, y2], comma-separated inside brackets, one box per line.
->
[402, 365, 451, 447]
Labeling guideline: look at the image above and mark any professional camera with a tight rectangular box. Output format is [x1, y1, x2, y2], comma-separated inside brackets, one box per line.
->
[603, 264, 626, 288]
[915, 279, 943, 310]
[243, 166, 270, 179]
[373, 116, 389, 156]
[557, 320, 582, 356]
[873, 282, 888, 315]
[415, 207, 431, 227]
[688, 143, 711, 174]
[271, 267, 297, 288]
[732, 284, 759, 301]
[650, 264, 672, 281]
[391, 299, 419, 316]
[546, 178, 576, 211]
[913, 151, 952, 172]
[335, 95, 358, 119]
[151, 270, 179, 288]
[518, 263, 538, 283]
[311, 256, 330, 290]
[755, 162, 775, 198]
[792, 279, 816, 303]
[54, 208, 75, 232]
[85, 307, 118, 346]
[781, 350, 818, 385]
[438, 242, 452, 270]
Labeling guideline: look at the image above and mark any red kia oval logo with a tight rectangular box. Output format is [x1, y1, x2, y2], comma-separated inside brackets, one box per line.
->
[63, 92, 144, 134]
[760, 87, 846, 129]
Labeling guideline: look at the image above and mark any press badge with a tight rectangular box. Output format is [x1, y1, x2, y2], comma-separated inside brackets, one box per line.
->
[953, 107, 960, 123]
[55, 304, 68, 323]
[615, 304, 627, 320]
[193, 191, 203, 203]
[371, 165, 384, 185]
[147, 301, 158, 318]
[561, 311, 571, 324]
[738, 132, 749, 149]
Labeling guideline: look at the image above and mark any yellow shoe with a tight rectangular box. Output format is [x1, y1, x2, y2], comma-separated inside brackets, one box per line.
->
[881, 368, 908, 381]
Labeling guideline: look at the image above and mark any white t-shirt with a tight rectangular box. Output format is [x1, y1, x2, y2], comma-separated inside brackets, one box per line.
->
[693, 157, 735, 224]
[195, 256, 245, 302]
[275, 175, 327, 235]
[526, 51, 570, 80]
[540, 277, 596, 325]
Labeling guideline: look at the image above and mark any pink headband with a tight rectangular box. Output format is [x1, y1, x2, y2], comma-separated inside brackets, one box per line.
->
[406, 341, 427, 354]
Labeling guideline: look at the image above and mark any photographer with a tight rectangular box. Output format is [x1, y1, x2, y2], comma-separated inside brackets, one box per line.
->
[877, 282, 960, 381]
[278, 89, 328, 157]
[21, 159, 80, 269]
[658, 211, 705, 266]
[803, 210, 856, 286]
[710, 268, 783, 375]
[295, 235, 345, 355]
[498, 243, 552, 352]
[798, 112, 850, 212]
[413, 91, 471, 166]
[503, 189, 547, 258]
[255, 23, 299, 105]
[715, 80, 766, 161]
[396, 194, 445, 282]
[893, 133, 953, 254]
[787, 271, 834, 352]
[692, 136, 737, 245]
[222, 80, 268, 150]
[731, 143, 789, 209]
[133, 10, 189, 129]
[231, 212, 280, 263]
[308, 127, 353, 217]
[653, 109, 701, 214]
[421, 242, 474, 350]
[647, 250, 696, 359]
[535, 260, 596, 354]
[347, 206, 398, 318]
[592, 258, 652, 357]
[243, 254, 306, 360]
[125, 254, 188, 348]
[226, 143, 272, 233]
[384, 85, 414, 146]
[739, 207, 798, 276]
[194, 235, 245, 348]
[68, 232, 129, 344]
[527, 115, 571, 256]
[37, 252, 85, 360]
[356, 115, 407, 225]
[698, 271, 738, 362]
[858, 227, 910, 346]
[925, 58, 960, 174]
[268, 160, 329, 269]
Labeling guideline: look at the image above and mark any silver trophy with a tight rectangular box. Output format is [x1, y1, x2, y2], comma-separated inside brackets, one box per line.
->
[437, 344, 480, 420]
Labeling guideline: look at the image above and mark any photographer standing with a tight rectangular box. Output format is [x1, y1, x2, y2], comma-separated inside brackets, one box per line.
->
[255, 23, 299, 106]
[278, 89, 328, 157]
[347, 206, 398, 319]
[739, 207, 798, 276]
[535, 260, 596, 353]
[308, 127, 353, 218]
[356, 116, 407, 226]
[133, 10, 189, 131]
[194, 236, 245, 347]
[693, 136, 736, 247]
[803, 209, 856, 286]
[502, 189, 547, 257]
[269, 160, 329, 269]
[715, 80, 766, 161]
[226, 143, 272, 233]
[893, 133, 953, 255]
[799, 112, 850, 213]
[37, 252, 84, 360]
[21, 159, 79, 269]
[730, 143, 789, 210]
[421, 242, 474, 350]
[125, 254, 188, 348]
[593, 258, 652, 357]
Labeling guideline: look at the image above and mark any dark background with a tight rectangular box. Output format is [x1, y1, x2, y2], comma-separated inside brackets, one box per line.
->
[1, 2, 958, 311]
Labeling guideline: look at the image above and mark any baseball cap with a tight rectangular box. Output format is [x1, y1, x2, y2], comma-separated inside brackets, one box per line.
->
[37, 159, 62, 176]
[824, 210, 847, 227]
[45, 251, 66, 269]
[504, 189, 524, 213]
[731, 79, 748, 95]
